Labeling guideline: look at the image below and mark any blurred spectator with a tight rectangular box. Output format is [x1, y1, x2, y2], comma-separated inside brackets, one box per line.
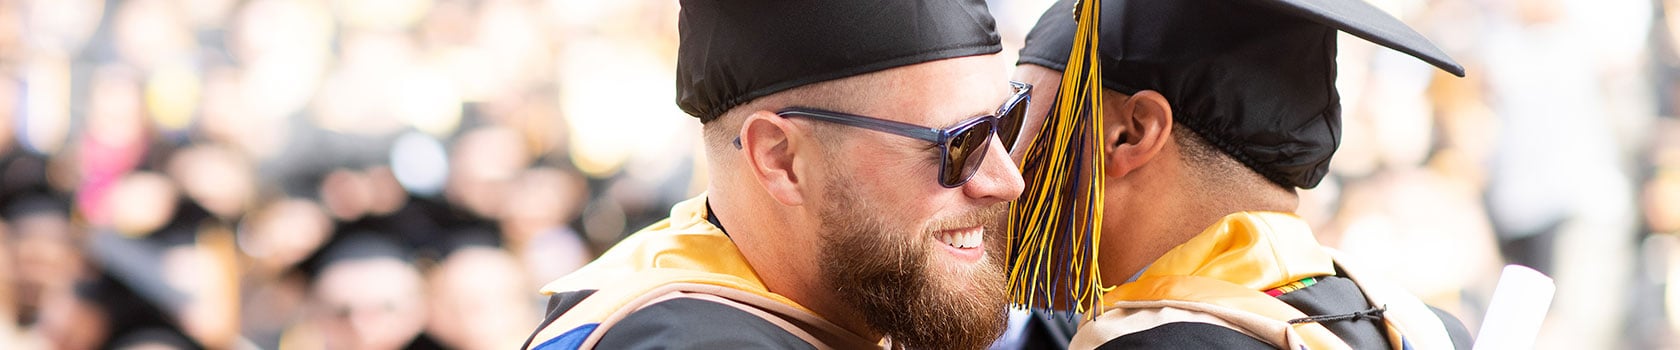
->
[235, 198, 329, 349]
[5, 194, 79, 331]
[103, 171, 178, 238]
[1476, 0, 1649, 348]
[498, 167, 591, 287]
[240, 198, 332, 277]
[447, 126, 528, 220]
[0, 218, 15, 346]
[302, 234, 432, 350]
[165, 145, 256, 221]
[157, 230, 240, 349]
[34, 278, 109, 350]
[75, 65, 153, 228]
[425, 241, 535, 350]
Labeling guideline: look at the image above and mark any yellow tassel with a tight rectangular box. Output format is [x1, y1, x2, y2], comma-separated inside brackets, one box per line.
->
[1006, 0, 1110, 320]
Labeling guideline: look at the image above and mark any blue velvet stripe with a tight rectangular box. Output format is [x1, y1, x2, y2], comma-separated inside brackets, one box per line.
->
[533, 323, 600, 350]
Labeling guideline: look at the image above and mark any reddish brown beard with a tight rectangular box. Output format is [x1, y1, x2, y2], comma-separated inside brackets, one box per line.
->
[817, 179, 1009, 350]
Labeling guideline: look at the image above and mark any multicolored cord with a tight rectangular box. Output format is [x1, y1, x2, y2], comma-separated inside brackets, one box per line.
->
[1265, 277, 1319, 297]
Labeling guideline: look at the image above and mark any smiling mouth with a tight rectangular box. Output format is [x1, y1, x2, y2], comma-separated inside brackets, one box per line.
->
[938, 226, 983, 249]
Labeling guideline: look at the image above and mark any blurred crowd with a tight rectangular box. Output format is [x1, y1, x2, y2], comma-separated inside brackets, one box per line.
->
[0, 0, 1675, 349]
[0, 0, 700, 348]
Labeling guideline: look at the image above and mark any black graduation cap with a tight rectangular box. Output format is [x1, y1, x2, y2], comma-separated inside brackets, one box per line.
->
[438, 226, 502, 256]
[316, 232, 411, 266]
[1004, 0, 1465, 316]
[294, 230, 420, 287]
[0, 153, 65, 221]
[675, 0, 1002, 121]
[1, 193, 69, 223]
[1017, 0, 1465, 189]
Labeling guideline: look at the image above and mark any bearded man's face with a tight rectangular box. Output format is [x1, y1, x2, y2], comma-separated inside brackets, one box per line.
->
[818, 172, 1009, 350]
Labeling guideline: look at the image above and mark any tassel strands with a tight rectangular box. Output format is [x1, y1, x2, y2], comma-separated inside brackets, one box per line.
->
[1005, 0, 1109, 319]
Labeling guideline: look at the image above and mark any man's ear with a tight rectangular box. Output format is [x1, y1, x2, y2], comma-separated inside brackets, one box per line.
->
[1104, 90, 1173, 177]
[739, 111, 806, 206]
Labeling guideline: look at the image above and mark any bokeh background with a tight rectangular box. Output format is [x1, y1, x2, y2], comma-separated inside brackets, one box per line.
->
[0, 0, 1674, 349]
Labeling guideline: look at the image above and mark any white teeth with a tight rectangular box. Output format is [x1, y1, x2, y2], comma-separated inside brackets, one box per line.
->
[941, 229, 983, 249]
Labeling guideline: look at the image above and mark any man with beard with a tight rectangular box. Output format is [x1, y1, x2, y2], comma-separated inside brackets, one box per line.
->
[1002, 0, 1477, 348]
[522, 1, 1028, 349]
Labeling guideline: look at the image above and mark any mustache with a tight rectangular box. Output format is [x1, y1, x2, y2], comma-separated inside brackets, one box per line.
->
[927, 203, 1010, 233]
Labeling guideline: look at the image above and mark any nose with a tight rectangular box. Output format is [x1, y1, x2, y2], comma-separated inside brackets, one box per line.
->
[962, 135, 1025, 202]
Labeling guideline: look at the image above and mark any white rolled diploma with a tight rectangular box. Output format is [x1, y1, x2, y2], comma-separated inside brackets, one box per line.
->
[1472, 265, 1556, 350]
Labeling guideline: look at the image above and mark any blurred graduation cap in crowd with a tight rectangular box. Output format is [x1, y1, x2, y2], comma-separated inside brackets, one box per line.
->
[437, 226, 503, 256]
[300, 230, 416, 282]
[318, 232, 411, 264]
[0, 153, 62, 221]
[1, 193, 70, 224]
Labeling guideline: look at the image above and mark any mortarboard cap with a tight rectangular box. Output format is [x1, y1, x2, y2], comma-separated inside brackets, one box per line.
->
[292, 230, 418, 292]
[675, 0, 1003, 122]
[1018, 0, 1464, 188]
[1004, 0, 1466, 317]
[2, 193, 69, 222]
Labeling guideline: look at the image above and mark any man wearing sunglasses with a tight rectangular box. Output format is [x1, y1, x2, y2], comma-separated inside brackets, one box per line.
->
[1003, 0, 1477, 348]
[522, 1, 1027, 349]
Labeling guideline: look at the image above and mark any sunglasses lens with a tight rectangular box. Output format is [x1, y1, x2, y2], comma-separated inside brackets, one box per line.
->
[997, 97, 1028, 151]
[942, 119, 996, 187]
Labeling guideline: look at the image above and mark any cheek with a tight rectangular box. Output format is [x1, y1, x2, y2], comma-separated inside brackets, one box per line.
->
[864, 186, 941, 235]
[826, 148, 953, 233]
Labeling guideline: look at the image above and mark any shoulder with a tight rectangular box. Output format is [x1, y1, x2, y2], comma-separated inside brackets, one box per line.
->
[594, 297, 816, 350]
[1095, 322, 1274, 350]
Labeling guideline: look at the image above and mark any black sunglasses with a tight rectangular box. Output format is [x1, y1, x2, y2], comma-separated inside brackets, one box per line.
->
[734, 81, 1031, 188]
